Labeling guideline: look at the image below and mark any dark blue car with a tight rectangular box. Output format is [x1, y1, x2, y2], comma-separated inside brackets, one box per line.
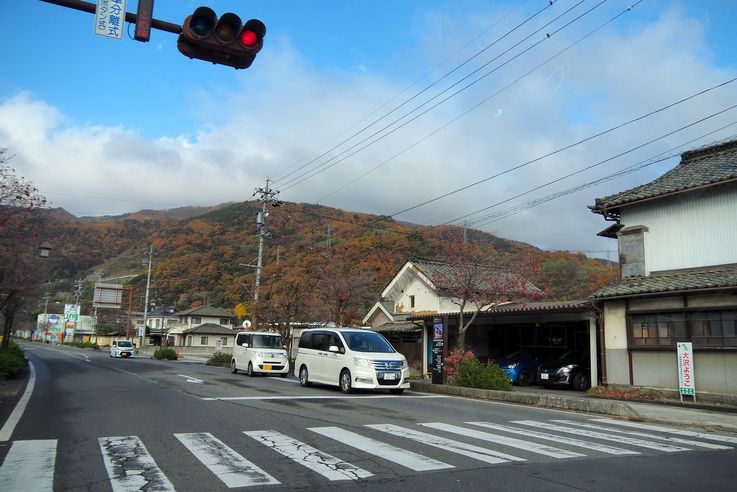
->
[497, 350, 541, 386]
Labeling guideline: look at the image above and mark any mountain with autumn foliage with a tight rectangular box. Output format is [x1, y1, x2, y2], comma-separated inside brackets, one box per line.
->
[37, 201, 617, 325]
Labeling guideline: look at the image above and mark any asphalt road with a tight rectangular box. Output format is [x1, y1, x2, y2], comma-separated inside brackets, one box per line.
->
[1, 344, 736, 491]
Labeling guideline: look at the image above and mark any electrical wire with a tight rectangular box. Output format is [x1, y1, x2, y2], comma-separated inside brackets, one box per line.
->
[272, 0, 536, 184]
[276, 0, 598, 191]
[313, 0, 641, 204]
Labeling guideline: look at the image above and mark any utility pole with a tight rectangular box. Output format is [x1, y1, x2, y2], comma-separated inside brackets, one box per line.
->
[73, 279, 83, 343]
[141, 245, 155, 349]
[245, 179, 281, 302]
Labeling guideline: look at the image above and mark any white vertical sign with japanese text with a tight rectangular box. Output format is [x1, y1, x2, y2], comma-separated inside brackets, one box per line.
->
[677, 342, 696, 396]
[94, 0, 127, 40]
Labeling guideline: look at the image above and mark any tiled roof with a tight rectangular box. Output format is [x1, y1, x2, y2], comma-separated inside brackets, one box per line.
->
[182, 323, 237, 335]
[491, 300, 592, 312]
[410, 257, 544, 297]
[591, 266, 737, 299]
[372, 321, 424, 334]
[591, 138, 737, 214]
[175, 305, 235, 318]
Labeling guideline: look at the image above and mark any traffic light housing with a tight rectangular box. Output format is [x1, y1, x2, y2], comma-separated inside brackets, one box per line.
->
[177, 7, 266, 69]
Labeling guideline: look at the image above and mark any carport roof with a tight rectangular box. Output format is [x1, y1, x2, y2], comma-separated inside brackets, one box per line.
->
[591, 266, 737, 299]
[407, 300, 592, 319]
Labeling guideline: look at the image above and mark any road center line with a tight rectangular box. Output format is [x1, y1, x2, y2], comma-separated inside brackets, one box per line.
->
[202, 395, 447, 401]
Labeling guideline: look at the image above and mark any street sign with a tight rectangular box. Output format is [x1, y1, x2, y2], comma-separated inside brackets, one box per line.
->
[94, 0, 127, 40]
[677, 342, 696, 402]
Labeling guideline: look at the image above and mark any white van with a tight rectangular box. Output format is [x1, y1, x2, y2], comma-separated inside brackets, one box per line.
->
[294, 328, 410, 394]
[231, 331, 289, 377]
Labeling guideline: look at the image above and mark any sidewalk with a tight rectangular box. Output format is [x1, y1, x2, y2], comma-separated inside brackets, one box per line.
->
[409, 380, 737, 433]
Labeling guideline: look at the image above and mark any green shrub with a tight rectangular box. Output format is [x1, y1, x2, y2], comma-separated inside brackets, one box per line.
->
[81, 341, 100, 350]
[207, 351, 232, 365]
[153, 348, 178, 360]
[0, 343, 27, 380]
[455, 358, 513, 391]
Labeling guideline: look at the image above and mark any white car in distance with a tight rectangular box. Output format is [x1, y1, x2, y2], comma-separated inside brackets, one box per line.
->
[110, 339, 136, 358]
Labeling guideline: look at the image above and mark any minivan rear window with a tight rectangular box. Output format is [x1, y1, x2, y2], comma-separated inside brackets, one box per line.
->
[252, 334, 283, 349]
[344, 332, 394, 353]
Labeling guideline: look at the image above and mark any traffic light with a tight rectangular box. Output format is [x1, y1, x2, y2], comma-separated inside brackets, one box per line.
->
[177, 7, 266, 69]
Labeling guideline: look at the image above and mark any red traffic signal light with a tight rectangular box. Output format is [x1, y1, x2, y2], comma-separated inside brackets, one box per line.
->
[177, 7, 266, 69]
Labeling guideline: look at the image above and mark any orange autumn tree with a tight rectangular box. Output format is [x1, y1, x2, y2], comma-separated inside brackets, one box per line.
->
[1, 149, 49, 348]
[435, 230, 544, 350]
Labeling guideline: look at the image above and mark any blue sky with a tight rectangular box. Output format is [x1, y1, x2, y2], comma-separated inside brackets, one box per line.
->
[2, 1, 737, 257]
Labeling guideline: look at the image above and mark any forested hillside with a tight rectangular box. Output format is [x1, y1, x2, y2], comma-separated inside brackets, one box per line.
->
[39, 201, 618, 325]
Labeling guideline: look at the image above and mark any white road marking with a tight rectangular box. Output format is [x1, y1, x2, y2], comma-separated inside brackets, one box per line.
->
[512, 420, 690, 452]
[420, 422, 584, 459]
[98, 436, 175, 492]
[177, 374, 204, 383]
[245, 430, 373, 481]
[553, 420, 732, 450]
[202, 395, 444, 401]
[0, 361, 36, 442]
[591, 418, 737, 445]
[309, 426, 453, 471]
[366, 424, 525, 464]
[175, 432, 279, 488]
[467, 421, 640, 455]
[0, 439, 56, 491]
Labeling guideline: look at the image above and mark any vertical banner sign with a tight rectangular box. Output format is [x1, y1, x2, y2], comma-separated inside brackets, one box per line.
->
[677, 342, 696, 400]
[64, 304, 79, 340]
[432, 317, 444, 384]
[95, 0, 127, 40]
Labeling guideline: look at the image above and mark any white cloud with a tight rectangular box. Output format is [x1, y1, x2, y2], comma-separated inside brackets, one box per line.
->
[1, 5, 736, 258]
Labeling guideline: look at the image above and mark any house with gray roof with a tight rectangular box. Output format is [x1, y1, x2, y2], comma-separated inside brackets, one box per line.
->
[168, 305, 237, 347]
[590, 138, 737, 401]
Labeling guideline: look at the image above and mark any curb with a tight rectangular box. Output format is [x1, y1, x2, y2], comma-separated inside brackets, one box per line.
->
[410, 381, 639, 419]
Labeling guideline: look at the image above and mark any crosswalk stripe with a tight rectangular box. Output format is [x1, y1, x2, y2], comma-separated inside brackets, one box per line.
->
[512, 421, 690, 452]
[420, 423, 584, 459]
[552, 420, 732, 450]
[0, 439, 56, 491]
[367, 424, 525, 464]
[244, 430, 373, 481]
[466, 422, 640, 455]
[175, 432, 279, 488]
[591, 418, 737, 445]
[309, 426, 454, 471]
[98, 436, 175, 492]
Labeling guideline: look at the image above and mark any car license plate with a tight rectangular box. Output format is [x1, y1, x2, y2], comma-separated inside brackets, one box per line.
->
[263, 364, 272, 371]
[540, 373, 549, 380]
[121, 352, 130, 358]
[383, 372, 397, 381]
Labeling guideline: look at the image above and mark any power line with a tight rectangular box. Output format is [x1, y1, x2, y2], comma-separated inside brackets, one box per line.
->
[277, 0, 600, 192]
[461, 124, 737, 227]
[375, 78, 737, 225]
[305, 0, 640, 202]
[275, 0, 558, 186]
[272, 0, 536, 184]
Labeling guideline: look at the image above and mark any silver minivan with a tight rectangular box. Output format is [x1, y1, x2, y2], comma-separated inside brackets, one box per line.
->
[294, 328, 410, 394]
[231, 331, 289, 377]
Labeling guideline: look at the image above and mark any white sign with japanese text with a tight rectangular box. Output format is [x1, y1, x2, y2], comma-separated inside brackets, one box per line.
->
[94, 0, 127, 40]
[677, 342, 696, 396]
